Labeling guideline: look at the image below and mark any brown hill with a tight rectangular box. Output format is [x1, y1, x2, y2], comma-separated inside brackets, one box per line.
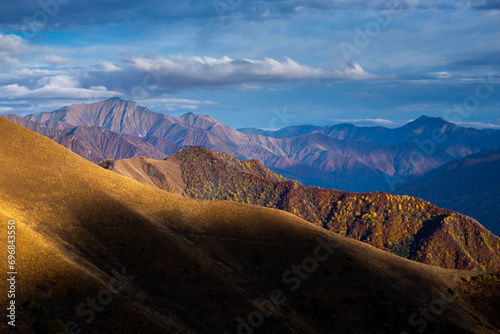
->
[1, 115, 499, 333]
[102, 147, 500, 272]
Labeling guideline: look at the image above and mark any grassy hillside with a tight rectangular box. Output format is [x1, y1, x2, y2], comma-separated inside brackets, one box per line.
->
[103, 146, 500, 272]
[1, 117, 498, 333]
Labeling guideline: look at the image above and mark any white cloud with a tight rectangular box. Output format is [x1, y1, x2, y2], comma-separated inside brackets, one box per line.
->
[39, 75, 79, 88]
[0, 55, 21, 67]
[137, 96, 217, 111]
[0, 106, 14, 114]
[179, 105, 199, 110]
[341, 62, 374, 78]
[100, 61, 122, 72]
[0, 75, 123, 99]
[127, 55, 378, 89]
[428, 71, 452, 79]
[137, 97, 216, 105]
[453, 121, 500, 129]
[0, 67, 76, 82]
[331, 118, 412, 128]
[267, 86, 291, 92]
[236, 83, 263, 91]
[43, 55, 75, 66]
[0, 33, 32, 54]
[0, 34, 37, 68]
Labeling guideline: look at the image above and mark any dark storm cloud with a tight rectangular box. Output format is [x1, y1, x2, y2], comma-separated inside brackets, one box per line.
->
[454, 52, 500, 66]
[0, 0, 484, 32]
[0, 0, 215, 31]
[473, 0, 500, 9]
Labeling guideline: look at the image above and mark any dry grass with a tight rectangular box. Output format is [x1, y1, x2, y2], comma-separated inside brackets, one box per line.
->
[0, 117, 498, 333]
[105, 156, 188, 196]
[110, 148, 500, 272]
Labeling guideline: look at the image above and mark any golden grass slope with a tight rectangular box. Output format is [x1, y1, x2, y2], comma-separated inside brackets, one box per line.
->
[0, 116, 498, 333]
[104, 147, 500, 272]
[107, 156, 188, 196]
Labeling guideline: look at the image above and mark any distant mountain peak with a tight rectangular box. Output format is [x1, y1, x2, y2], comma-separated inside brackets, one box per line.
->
[411, 115, 447, 124]
[181, 112, 214, 119]
[401, 115, 451, 133]
[104, 97, 138, 106]
[416, 115, 436, 120]
[180, 112, 198, 119]
[180, 112, 220, 126]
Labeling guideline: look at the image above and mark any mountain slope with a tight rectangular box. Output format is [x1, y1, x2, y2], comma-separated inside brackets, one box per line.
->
[393, 147, 500, 236]
[24, 98, 250, 149]
[260, 133, 453, 191]
[2, 114, 180, 163]
[102, 146, 500, 272]
[1, 117, 500, 333]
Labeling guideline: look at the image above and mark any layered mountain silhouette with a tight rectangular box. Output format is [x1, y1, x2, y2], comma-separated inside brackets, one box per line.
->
[239, 116, 500, 159]
[101, 146, 500, 272]
[5, 97, 499, 192]
[393, 147, 500, 236]
[1, 114, 500, 333]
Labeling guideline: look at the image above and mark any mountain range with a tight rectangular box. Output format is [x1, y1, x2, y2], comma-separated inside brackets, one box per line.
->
[394, 147, 500, 236]
[1, 112, 500, 333]
[4, 97, 500, 192]
[100, 146, 500, 272]
[239, 117, 500, 159]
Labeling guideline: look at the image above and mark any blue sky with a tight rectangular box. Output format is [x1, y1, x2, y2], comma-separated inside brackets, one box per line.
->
[0, 0, 499, 129]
